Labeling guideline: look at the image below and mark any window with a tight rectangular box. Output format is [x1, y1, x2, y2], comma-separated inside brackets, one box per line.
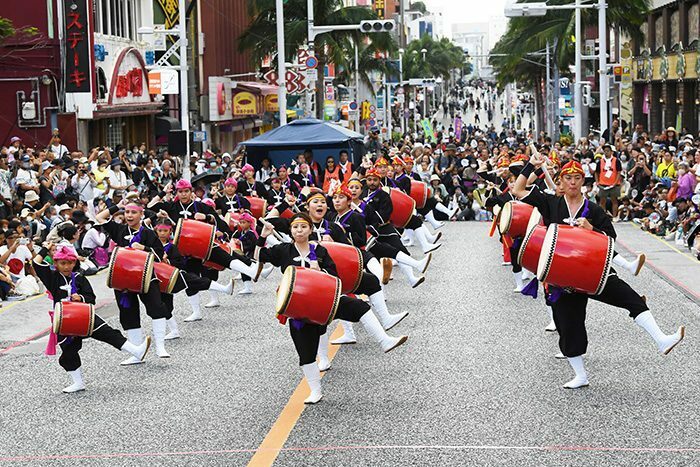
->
[689, 4, 699, 44]
[94, 0, 141, 40]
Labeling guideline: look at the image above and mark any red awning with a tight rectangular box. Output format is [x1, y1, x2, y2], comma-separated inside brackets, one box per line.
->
[236, 81, 278, 96]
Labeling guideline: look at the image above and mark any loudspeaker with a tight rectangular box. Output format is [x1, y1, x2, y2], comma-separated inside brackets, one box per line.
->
[168, 130, 187, 156]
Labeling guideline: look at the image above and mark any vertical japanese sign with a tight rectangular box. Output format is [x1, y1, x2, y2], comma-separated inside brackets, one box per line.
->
[373, 0, 385, 19]
[64, 0, 92, 93]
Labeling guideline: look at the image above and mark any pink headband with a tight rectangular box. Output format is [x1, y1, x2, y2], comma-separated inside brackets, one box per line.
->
[224, 177, 238, 187]
[53, 245, 78, 261]
[202, 198, 216, 208]
[239, 213, 255, 224]
[155, 224, 172, 230]
[241, 164, 254, 173]
[124, 204, 144, 212]
[175, 179, 192, 190]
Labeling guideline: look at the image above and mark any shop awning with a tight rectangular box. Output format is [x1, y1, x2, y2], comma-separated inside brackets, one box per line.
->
[92, 102, 164, 119]
[236, 81, 278, 96]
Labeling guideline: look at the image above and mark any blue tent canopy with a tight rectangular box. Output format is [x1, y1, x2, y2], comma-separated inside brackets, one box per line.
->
[238, 119, 366, 167]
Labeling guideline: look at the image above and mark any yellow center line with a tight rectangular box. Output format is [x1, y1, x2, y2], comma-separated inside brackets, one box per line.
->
[247, 325, 345, 467]
[625, 222, 699, 263]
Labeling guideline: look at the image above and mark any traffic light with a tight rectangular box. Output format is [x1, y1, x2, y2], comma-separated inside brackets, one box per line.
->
[582, 83, 592, 106]
[593, 38, 600, 55]
[359, 20, 395, 33]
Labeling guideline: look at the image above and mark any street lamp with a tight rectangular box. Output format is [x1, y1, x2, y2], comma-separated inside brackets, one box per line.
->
[504, 0, 607, 140]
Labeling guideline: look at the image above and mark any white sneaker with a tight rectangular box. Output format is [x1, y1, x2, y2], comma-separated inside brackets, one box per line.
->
[204, 297, 220, 308]
[120, 355, 143, 366]
[62, 382, 86, 393]
[563, 377, 589, 389]
[164, 330, 181, 340]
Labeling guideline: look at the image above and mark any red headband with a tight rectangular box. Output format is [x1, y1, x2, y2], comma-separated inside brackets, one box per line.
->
[125, 204, 144, 212]
[560, 161, 584, 176]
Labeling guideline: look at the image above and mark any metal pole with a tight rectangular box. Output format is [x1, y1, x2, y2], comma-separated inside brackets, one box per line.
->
[307, 0, 315, 117]
[574, 0, 582, 141]
[598, 0, 608, 137]
[399, 50, 405, 136]
[414, 87, 419, 136]
[355, 41, 360, 131]
[423, 84, 427, 118]
[276, 0, 287, 126]
[179, 0, 190, 156]
[545, 40, 551, 136]
[386, 81, 392, 142]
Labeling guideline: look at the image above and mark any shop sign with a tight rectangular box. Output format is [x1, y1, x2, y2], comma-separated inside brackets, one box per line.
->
[233, 91, 257, 116]
[64, 0, 92, 93]
[265, 94, 279, 112]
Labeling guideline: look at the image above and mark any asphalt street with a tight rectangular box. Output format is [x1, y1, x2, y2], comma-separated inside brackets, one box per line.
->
[0, 221, 699, 466]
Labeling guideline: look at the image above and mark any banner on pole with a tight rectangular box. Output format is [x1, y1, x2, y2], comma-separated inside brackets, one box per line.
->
[421, 118, 435, 142]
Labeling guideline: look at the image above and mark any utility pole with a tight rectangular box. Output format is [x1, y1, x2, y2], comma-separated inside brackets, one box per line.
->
[386, 81, 392, 141]
[573, 0, 583, 141]
[598, 0, 608, 137]
[276, 0, 287, 125]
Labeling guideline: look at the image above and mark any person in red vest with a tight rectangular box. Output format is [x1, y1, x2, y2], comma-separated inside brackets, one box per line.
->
[595, 143, 623, 220]
[338, 150, 354, 183]
[322, 156, 341, 194]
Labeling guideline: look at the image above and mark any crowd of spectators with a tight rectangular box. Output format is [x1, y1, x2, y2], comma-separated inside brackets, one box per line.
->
[1, 109, 699, 302]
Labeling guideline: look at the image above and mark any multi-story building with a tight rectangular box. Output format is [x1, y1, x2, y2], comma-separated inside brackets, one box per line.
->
[631, 0, 700, 134]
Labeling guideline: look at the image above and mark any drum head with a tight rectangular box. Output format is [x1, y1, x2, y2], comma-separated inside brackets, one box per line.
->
[536, 224, 558, 282]
[106, 247, 120, 289]
[52, 302, 64, 335]
[528, 208, 542, 230]
[275, 266, 296, 314]
[173, 218, 184, 246]
[498, 201, 514, 235]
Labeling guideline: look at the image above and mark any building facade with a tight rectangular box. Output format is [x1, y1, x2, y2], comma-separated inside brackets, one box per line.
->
[631, 0, 700, 134]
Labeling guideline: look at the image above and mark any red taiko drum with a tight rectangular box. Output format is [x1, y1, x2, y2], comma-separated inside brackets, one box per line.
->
[537, 224, 615, 295]
[321, 242, 364, 294]
[203, 239, 232, 271]
[226, 212, 242, 231]
[53, 302, 95, 337]
[383, 187, 415, 228]
[499, 201, 539, 238]
[153, 262, 180, 294]
[245, 196, 268, 219]
[275, 267, 341, 325]
[409, 180, 430, 208]
[107, 247, 155, 293]
[173, 219, 216, 260]
[518, 223, 547, 274]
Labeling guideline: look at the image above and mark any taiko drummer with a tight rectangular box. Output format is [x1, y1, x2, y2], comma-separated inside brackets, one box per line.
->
[255, 213, 407, 404]
[513, 155, 685, 389]
[33, 244, 151, 393]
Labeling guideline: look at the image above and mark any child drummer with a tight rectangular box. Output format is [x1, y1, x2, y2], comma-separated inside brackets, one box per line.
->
[33, 244, 151, 393]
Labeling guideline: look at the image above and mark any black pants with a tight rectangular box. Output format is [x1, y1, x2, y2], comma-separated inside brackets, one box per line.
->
[116, 277, 170, 330]
[370, 231, 409, 258]
[209, 243, 252, 267]
[58, 315, 127, 372]
[552, 274, 649, 357]
[290, 295, 370, 365]
[417, 197, 437, 216]
[353, 271, 382, 296]
[162, 269, 214, 311]
[510, 242, 522, 273]
[405, 214, 423, 230]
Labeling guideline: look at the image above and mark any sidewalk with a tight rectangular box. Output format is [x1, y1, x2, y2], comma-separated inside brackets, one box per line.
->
[0, 269, 115, 354]
[614, 222, 700, 305]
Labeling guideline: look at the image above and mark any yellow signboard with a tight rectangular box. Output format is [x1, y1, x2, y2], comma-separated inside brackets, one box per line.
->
[265, 94, 279, 112]
[233, 91, 257, 116]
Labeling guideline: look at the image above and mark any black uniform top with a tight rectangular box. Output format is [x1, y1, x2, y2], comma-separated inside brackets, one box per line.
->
[334, 208, 367, 247]
[238, 180, 268, 198]
[521, 187, 616, 238]
[266, 187, 286, 206]
[408, 172, 422, 181]
[257, 241, 337, 277]
[150, 199, 230, 235]
[391, 173, 412, 194]
[359, 187, 393, 235]
[162, 241, 185, 269]
[101, 221, 165, 260]
[34, 257, 96, 306]
[290, 172, 316, 188]
[279, 177, 300, 195]
[215, 194, 251, 214]
[232, 229, 257, 257]
[485, 190, 516, 210]
[310, 217, 348, 244]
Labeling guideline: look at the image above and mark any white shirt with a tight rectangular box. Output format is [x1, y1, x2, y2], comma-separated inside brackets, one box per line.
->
[49, 144, 69, 158]
[71, 174, 96, 201]
[16, 168, 38, 189]
[0, 244, 34, 278]
[82, 227, 106, 250]
[106, 169, 129, 197]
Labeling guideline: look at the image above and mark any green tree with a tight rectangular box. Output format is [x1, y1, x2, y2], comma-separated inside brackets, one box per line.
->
[402, 35, 465, 82]
[239, 0, 396, 119]
[490, 0, 650, 131]
[0, 16, 38, 43]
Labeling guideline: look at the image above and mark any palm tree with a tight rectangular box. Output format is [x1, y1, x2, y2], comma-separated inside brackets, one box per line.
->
[238, 0, 396, 119]
[334, 36, 394, 97]
[491, 0, 651, 131]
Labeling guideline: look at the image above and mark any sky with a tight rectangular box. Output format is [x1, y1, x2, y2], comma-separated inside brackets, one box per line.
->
[422, 0, 510, 33]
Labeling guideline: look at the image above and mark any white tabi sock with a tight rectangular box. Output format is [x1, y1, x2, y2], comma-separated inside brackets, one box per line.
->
[634, 310, 685, 354]
[563, 356, 589, 389]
